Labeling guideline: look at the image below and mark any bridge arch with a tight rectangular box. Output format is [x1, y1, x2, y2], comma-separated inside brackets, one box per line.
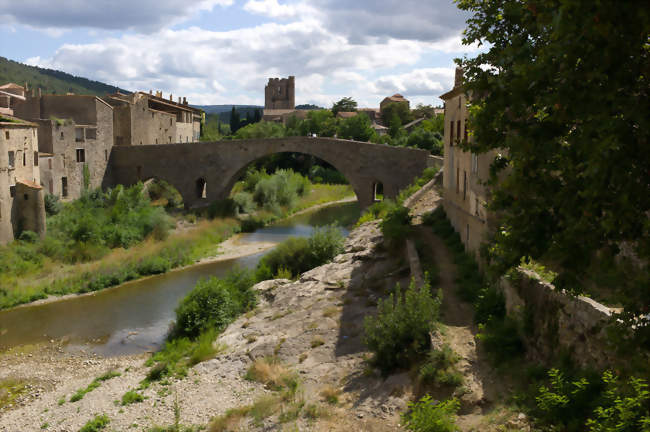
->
[106, 137, 429, 210]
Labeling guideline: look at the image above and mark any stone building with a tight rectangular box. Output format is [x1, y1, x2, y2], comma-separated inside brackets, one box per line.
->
[440, 68, 498, 255]
[13, 94, 114, 201]
[0, 114, 46, 245]
[264, 76, 295, 110]
[263, 76, 302, 123]
[0, 83, 27, 116]
[379, 94, 410, 115]
[106, 91, 202, 146]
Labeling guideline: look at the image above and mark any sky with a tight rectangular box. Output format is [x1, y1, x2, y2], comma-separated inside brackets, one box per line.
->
[0, 0, 480, 108]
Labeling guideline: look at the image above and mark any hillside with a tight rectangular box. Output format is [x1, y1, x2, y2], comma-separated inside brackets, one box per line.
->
[193, 104, 263, 115]
[0, 56, 130, 97]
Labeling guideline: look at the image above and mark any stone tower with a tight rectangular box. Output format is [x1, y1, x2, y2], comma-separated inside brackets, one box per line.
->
[264, 76, 295, 110]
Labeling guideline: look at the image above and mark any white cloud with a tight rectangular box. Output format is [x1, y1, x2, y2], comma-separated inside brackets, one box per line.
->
[0, 0, 234, 33]
[28, 20, 434, 104]
[372, 68, 455, 96]
[243, 0, 313, 19]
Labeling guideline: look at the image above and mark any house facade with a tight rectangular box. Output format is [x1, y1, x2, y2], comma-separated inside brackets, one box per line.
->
[440, 68, 497, 255]
[0, 115, 46, 244]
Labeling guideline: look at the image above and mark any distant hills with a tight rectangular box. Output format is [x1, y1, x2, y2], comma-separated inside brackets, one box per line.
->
[193, 105, 263, 115]
[0, 56, 130, 97]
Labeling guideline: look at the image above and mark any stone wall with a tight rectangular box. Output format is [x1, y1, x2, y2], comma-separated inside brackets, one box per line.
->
[501, 269, 620, 369]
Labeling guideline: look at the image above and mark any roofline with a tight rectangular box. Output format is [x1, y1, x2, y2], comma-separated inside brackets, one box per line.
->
[0, 90, 26, 100]
[440, 86, 465, 100]
[0, 114, 38, 127]
[138, 92, 203, 114]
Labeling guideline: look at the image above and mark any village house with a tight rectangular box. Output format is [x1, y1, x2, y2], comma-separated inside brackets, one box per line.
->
[106, 91, 202, 146]
[440, 68, 498, 255]
[0, 83, 27, 116]
[12, 92, 114, 201]
[0, 114, 46, 245]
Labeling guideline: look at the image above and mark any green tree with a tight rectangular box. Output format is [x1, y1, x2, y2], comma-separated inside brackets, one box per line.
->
[421, 114, 445, 135]
[411, 103, 438, 119]
[234, 121, 285, 139]
[457, 0, 650, 316]
[381, 101, 413, 127]
[331, 97, 358, 116]
[337, 112, 375, 142]
[301, 110, 337, 137]
[229, 106, 241, 134]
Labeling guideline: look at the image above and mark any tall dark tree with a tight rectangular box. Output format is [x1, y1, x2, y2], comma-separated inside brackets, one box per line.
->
[331, 97, 357, 116]
[229, 106, 241, 134]
[254, 109, 262, 123]
[457, 0, 649, 317]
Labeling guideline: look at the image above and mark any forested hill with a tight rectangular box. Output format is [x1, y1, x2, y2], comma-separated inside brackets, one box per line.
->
[0, 56, 130, 97]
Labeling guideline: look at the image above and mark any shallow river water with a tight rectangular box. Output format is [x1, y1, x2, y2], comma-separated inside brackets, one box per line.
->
[0, 201, 360, 357]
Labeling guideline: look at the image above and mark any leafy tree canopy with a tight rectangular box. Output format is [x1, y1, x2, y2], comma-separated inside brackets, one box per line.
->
[411, 104, 440, 120]
[457, 0, 650, 313]
[331, 97, 358, 116]
[338, 112, 375, 142]
[381, 101, 413, 127]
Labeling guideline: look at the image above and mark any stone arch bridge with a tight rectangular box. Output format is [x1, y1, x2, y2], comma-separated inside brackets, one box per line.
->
[105, 137, 429, 209]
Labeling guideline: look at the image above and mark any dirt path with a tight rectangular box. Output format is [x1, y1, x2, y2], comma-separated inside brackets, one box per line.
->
[407, 187, 520, 431]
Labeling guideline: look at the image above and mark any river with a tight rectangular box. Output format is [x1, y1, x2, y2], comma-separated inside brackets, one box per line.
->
[0, 201, 360, 357]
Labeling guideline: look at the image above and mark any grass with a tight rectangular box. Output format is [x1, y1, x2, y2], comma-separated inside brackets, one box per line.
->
[79, 414, 110, 432]
[69, 370, 121, 402]
[310, 336, 325, 348]
[121, 390, 144, 405]
[320, 386, 340, 405]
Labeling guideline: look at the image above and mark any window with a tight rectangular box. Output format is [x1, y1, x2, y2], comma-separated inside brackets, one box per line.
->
[155, 138, 158, 144]
[8, 151, 14, 168]
[104, 149, 108, 161]
[471, 153, 478, 174]
[463, 170, 467, 200]
[456, 120, 461, 143]
[196, 178, 207, 199]
[85, 128, 97, 140]
[48, 158, 52, 169]
[22, 151, 26, 166]
[9, 185, 15, 198]
[449, 121, 454, 146]
[75, 127, 84, 142]
[168, 136, 171, 143]
[76, 148, 85, 163]
[4, 131, 8, 139]
[61, 177, 68, 197]
[475, 197, 480, 217]
[60, 132, 64, 140]
[34, 151, 38, 166]
[24, 194, 28, 201]
[458, 96, 461, 109]
[62, 155, 66, 169]
[464, 119, 468, 142]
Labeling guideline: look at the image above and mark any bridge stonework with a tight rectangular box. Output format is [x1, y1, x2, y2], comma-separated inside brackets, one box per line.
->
[105, 137, 429, 210]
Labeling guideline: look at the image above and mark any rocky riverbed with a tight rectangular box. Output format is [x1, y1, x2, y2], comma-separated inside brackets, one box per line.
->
[0, 221, 417, 431]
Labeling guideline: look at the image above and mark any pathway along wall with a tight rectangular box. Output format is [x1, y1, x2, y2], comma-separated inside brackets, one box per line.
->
[104, 137, 429, 209]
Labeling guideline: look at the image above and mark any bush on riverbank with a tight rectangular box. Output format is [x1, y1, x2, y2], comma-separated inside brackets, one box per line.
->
[255, 225, 344, 280]
[150, 226, 346, 380]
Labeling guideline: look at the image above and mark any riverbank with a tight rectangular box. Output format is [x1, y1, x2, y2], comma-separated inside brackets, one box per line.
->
[0, 185, 354, 312]
[0, 220, 413, 431]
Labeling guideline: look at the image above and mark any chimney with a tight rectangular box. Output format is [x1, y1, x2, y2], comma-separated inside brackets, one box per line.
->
[183, 97, 187, 105]
[149, 90, 153, 95]
[454, 67, 463, 88]
[178, 97, 181, 104]
[169, 94, 173, 101]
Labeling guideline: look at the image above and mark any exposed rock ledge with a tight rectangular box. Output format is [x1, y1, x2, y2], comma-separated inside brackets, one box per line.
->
[0, 221, 416, 431]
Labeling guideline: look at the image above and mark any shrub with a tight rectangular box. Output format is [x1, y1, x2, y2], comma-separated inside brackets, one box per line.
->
[79, 414, 110, 432]
[364, 279, 441, 374]
[256, 226, 344, 279]
[380, 204, 412, 245]
[402, 396, 459, 432]
[173, 269, 256, 339]
[208, 198, 238, 218]
[121, 390, 144, 405]
[233, 191, 256, 214]
[44, 194, 62, 216]
[475, 317, 524, 363]
[419, 344, 463, 388]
